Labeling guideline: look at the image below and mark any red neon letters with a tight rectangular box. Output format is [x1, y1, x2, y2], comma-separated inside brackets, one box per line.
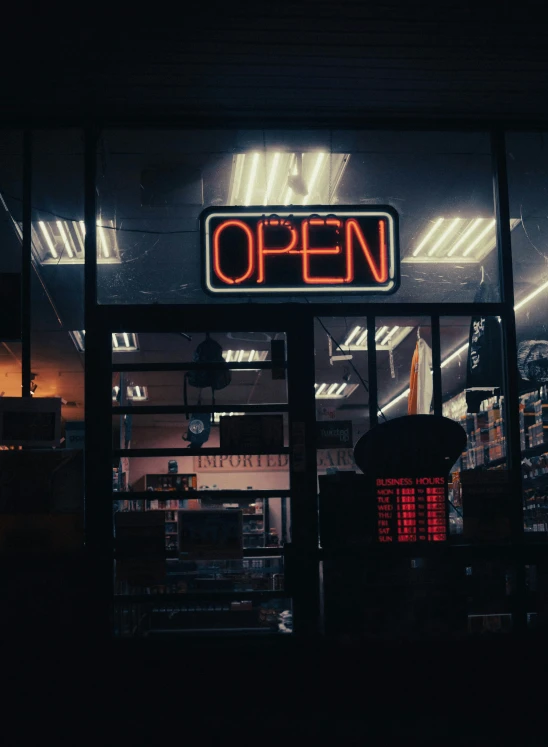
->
[213, 220, 255, 285]
[257, 219, 298, 284]
[211, 216, 389, 287]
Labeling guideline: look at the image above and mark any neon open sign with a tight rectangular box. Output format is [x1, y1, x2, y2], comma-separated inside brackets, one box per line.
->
[201, 206, 399, 295]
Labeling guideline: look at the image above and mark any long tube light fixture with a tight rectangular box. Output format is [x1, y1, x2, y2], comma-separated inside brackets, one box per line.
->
[244, 153, 260, 206]
[315, 381, 359, 399]
[408, 217, 519, 263]
[264, 152, 280, 204]
[426, 218, 461, 257]
[229, 151, 349, 207]
[461, 219, 497, 257]
[25, 219, 120, 264]
[38, 221, 58, 258]
[412, 218, 444, 257]
[56, 221, 74, 259]
[302, 152, 326, 205]
[446, 218, 484, 257]
[70, 331, 139, 353]
[341, 325, 413, 352]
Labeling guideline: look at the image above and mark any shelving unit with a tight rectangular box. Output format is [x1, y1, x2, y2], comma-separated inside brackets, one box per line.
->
[449, 387, 548, 533]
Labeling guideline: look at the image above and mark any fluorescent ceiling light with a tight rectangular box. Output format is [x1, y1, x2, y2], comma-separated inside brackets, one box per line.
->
[97, 224, 110, 259]
[412, 218, 444, 257]
[315, 382, 359, 399]
[461, 219, 497, 257]
[264, 153, 280, 204]
[446, 218, 484, 257]
[229, 151, 349, 207]
[213, 411, 245, 423]
[342, 325, 413, 352]
[38, 221, 58, 258]
[381, 326, 399, 345]
[24, 219, 120, 265]
[440, 342, 469, 369]
[302, 153, 326, 205]
[70, 331, 139, 353]
[222, 349, 269, 370]
[244, 153, 260, 206]
[514, 278, 548, 312]
[127, 385, 148, 401]
[407, 217, 519, 263]
[382, 388, 410, 413]
[344, 326, 362, 345]
[426, 218, 461, 257]
[56, 221, 74, 258]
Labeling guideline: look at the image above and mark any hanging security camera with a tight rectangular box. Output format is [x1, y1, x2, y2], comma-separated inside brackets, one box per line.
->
[182, 334, 232, 447]
[183, 413, 212, 448]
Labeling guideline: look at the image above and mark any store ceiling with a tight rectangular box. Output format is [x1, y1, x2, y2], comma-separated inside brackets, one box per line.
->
[2, 4, 548, 125]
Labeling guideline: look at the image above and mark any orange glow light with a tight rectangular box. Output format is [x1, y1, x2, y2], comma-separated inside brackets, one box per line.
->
[302, 218, 343, 284]
[257, 219, 298, 283]
[345, 218, 388, 284]
[213, 220, 255, 284]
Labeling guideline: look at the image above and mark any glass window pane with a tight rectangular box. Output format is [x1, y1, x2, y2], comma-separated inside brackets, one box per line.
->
[97, 130, 499, 305]
[507, 133, 548, 533]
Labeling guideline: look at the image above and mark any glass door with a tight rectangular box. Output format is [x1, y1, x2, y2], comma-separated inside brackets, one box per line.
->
[109, 327, 306, 637]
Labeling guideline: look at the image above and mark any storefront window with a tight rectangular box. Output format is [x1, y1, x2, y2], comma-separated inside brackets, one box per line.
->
[507, 133, 548, 532]
[96, 130, 500, 305]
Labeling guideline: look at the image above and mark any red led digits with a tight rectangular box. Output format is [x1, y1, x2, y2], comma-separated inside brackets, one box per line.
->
[213, 220, 255, 284]
[257, 219, 298, 283]
[301, 218, 344, 284]
[377, 476, 448, 544]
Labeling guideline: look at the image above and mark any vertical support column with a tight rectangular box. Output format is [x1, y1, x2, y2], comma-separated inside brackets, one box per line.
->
[286, 310, 320, 637]
[431, 316, 442, 417]
[492, 129, 526, 632]
[367, 315, 378, 429]
[84, 127, 113, 640]
[21, 131, 32, 398]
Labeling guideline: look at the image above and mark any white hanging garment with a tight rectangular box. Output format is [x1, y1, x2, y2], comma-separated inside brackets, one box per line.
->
[417, 338, 433, 414]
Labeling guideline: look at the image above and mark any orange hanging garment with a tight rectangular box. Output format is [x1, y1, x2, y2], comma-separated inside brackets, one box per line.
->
[408, 338, 433, 415]
[408, 342, 419, 415]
